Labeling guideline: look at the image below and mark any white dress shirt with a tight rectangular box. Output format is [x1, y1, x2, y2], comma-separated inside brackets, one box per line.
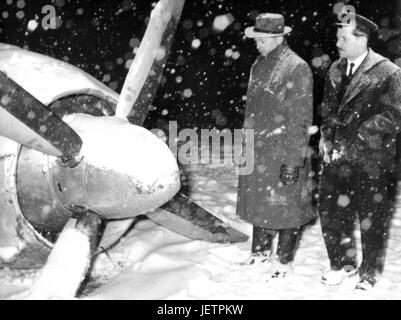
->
[346, 50, 369, 76]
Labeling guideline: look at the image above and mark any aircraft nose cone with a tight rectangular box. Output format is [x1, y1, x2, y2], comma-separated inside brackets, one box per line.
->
[63, 114, 180, 218]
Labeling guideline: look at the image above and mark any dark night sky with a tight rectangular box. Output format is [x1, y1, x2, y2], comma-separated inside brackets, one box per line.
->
[0, 0, 398, 132]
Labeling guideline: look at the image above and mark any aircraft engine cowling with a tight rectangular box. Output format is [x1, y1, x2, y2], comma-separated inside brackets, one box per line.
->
[17, 113, 181, 236]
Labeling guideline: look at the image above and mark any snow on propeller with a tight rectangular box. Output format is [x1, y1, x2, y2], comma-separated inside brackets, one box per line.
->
[0, 0, 247, 299]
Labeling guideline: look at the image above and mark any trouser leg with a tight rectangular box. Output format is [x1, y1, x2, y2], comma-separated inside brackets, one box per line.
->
[251, 225, 274, 254]
[319, 163, 358, 270]
[357, 170, 396, 280]
[276, 228, 301, 264]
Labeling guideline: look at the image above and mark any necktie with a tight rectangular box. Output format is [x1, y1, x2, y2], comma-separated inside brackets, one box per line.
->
[338, 62, 354, 103]
[347, 62, 355, 78]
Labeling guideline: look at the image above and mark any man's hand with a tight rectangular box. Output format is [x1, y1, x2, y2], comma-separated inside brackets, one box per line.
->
[355, 114, 396, 150]
[319, 137, 332, 164]
[279, 165, 299, 185]
[356, 131, 383, 150]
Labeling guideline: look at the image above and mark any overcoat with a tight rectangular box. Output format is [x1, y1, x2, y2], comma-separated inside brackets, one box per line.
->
[236, 42, 315, 229]
[320, 49, 401, 171]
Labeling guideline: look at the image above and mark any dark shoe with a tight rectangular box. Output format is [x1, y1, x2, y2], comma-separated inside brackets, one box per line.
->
[355, 279, 374, 291]
[355, 274, 377, 291]
[241, 251, 271, 265]
[268, 259, 293, 279]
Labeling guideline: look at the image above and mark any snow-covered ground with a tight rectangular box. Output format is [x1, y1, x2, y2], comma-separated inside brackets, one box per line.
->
[1, 143, 401, 300]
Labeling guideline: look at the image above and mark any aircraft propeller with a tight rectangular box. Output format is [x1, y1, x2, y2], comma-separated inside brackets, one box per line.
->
[0, 0, 248, 298]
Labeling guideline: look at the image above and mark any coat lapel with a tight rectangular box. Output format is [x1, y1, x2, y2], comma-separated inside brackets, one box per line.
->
[336, 49, 387, 112]
[341, 53, 371, 107]
[329, 58, 346, 92]
[266, 44, 290, 94]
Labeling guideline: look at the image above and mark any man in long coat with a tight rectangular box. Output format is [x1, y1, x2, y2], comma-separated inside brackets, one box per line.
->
[319, 13, 401, 290]
[237, 13, 315, 278]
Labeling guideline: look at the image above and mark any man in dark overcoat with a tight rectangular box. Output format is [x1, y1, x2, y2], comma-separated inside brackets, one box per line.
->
[319, 13, 401, 290]
[237, 13, 315, 278]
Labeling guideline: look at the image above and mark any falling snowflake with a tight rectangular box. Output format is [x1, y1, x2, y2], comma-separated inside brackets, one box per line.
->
[213, 13, 235, 32]
[27, 19, 39, 32]
[308, 126, 319, 135]
[183, 89, 193, 98]
[191, 39, 201, 49]
[125, 59, 133, 69]
[16, 0, 25, 9]
[337, 195, 350, 208]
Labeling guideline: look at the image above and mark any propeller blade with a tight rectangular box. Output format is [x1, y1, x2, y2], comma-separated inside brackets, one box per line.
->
[0, 71, 82, 158]
[147, 193, 249, 243]
[115, 0, 185, 124]
[28, 212, 102, 299]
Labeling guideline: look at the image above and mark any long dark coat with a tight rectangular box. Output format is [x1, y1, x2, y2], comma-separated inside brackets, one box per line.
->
[236, 42, 315, 230]
[320, 49, 401, 171]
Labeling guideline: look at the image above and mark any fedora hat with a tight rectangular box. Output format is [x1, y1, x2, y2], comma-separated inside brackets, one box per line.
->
[245, 13, 292, 38]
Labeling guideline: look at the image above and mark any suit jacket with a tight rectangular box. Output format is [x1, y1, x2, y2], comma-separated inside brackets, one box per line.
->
[320, 49, 401, 169]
